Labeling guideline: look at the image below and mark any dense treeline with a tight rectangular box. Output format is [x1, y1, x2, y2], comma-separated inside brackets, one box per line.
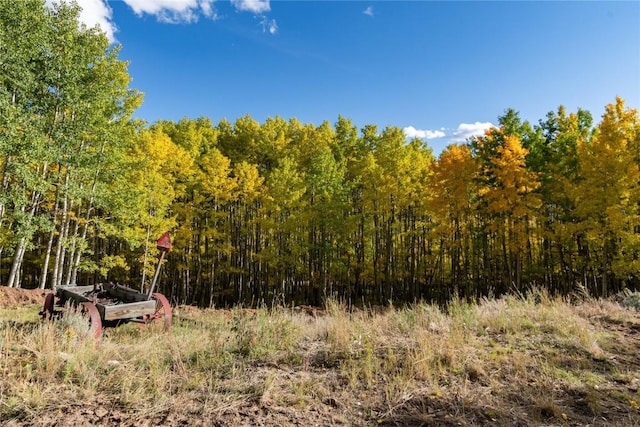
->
[2, 1, 640, 307]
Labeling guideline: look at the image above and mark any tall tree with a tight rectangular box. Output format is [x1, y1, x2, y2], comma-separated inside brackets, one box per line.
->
[0, 0, 141, 288]
[472, 116, 541, 294]
[527, 106, 593, 292]
[431, 144, 477, 296]
[569, 97, 640, 296]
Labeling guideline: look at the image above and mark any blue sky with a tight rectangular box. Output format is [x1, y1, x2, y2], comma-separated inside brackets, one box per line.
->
[60, 0, 639, 155]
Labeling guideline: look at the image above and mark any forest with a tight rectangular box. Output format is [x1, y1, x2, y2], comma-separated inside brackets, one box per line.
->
[1, 1, 640, 308]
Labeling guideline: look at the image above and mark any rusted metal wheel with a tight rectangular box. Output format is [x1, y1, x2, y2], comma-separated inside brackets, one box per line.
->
[80, 301, 103, 340]
[150, 292, 172, 331]
[40, 293, 55, 320]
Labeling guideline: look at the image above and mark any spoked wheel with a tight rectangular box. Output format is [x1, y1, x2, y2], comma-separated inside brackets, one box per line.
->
[138, 292, 172, 331]
[150, 292, 172, 331]
[80, 301, 103, 340]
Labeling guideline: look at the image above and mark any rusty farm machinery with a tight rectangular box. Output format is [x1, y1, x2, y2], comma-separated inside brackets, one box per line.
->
[40, 232, 174, 339]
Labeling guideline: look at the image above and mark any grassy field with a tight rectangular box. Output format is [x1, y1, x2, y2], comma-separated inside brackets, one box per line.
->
[1, 288, 640, 426]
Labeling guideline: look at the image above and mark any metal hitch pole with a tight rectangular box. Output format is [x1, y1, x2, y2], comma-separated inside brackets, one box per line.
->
[147, 232, 172, 300]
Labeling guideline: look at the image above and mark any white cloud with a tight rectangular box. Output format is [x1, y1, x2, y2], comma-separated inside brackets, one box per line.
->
[199, 0, 217, 19]
[403, 126, 446, 140]
[231, 0, 271, 14]
[363, 6, 374, 17]
[46, 0, 117, 42]
[122, 0, 203, 23]
[117, 0, 218, 23]
[122, 0, 269, 25]
[48, 0, 271, 37]
[78, 0, 116, 41]
[451, 122, 496, 141]
[260, 16, 278, 34]
[404, 122, 497, 144]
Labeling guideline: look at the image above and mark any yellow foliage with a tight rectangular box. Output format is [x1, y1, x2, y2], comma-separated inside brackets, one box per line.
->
[234, 161, 264, 202]
[476, 134, 541, 221]
[431, 144, 476, 237]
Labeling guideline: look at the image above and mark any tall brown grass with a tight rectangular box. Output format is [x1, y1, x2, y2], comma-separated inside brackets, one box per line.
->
[1, 290, 638, 425]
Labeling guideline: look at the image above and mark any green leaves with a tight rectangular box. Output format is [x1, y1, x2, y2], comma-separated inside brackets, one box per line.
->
[0, 0, 142, 287]
[2, 1, 637, 302]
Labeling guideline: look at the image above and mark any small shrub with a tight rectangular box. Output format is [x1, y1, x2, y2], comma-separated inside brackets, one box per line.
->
[619, 291, 640, 311]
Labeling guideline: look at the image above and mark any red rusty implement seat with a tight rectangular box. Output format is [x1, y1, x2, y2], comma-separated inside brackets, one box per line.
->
[157, 231, 172, 252]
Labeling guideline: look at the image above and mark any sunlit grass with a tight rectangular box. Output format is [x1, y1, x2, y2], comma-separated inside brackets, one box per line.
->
[1, 291, 639, 425]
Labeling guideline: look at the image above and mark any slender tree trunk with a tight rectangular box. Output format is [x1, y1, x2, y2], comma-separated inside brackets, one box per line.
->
[70, 214, 90, 287]
[52, 175, 70, 289]
[7, 188, 42, 288]
[7, 237, 27, 288]
[39, 220, 57, 289]
[55, 200, 72, 287]
[64, 209, 80, 286]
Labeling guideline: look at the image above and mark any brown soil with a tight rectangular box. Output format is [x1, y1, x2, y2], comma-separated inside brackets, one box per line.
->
[0, 286, 50, 307]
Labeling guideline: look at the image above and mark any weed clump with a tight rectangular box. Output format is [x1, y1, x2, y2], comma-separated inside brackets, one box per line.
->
[618, 290, 640, 310]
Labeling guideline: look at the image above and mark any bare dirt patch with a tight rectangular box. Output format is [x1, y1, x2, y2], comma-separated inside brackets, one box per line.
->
[0, 286, 49, 307]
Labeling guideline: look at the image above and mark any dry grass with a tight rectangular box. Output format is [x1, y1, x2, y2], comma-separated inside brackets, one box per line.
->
[1, 290, 640, 426]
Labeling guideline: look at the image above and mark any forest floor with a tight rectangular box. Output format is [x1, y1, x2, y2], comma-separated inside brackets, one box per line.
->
[1, 285, 640, 426]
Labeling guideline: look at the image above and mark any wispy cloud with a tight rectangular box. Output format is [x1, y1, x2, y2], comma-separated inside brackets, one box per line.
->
[403, 126, 446, 140]
[451, 121, 496, 141]
[404, 121, 496, 143]
[199, 0, 218, 19]
[49, 0, 277, 41]
[363, 6, 374, 17]
[234, 1, 277, 35]
[121, 0, 214, 24]
[260, 16, 278, 35]
[231, 0, 271, 14]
